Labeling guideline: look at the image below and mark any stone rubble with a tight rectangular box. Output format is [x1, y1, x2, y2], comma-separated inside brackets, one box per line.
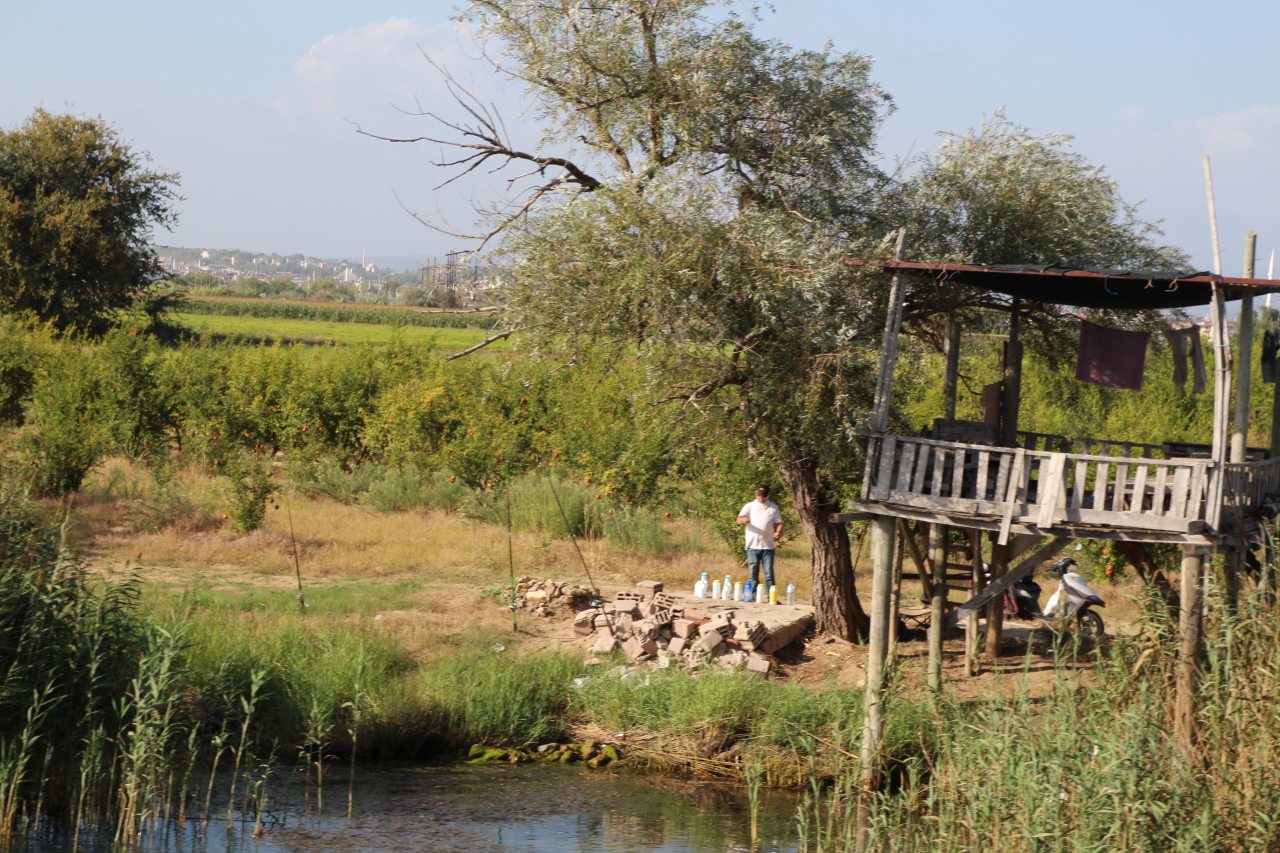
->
[571, 580, 786, 676]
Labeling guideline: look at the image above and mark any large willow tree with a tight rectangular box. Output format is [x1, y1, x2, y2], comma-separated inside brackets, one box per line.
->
[384, 0, 898, 638]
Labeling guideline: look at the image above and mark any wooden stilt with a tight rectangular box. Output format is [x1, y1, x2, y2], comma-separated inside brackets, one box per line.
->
[888, 525, 904, 661]
[858, 514, 897, 850]
[964, 529, 983, 677]
[1176, 546, 1203, 760]
[985, 533, 1008, 664]
[927, 523, 947, 692]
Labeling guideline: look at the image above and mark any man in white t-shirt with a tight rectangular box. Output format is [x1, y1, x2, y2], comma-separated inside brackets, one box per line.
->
[736, 485, 783, 592]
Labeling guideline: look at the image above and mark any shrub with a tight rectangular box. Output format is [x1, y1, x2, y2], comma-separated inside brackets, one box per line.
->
[223, 452, 277, 532]
[19, 345, 107, 497]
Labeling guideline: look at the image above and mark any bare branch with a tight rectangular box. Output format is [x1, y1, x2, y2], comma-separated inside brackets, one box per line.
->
[445, 328, 517, 361]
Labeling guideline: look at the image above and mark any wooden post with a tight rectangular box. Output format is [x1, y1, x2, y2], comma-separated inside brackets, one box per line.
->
[1207, 284, 1232, 531]
[943, 320, 962, 421]
[869, 229, 910, 435]
[858, 514, 897, 849]
[1231, 230, 1257, 464]
[985, 534, 1008, 664]
[1176, 546, 1203, 760]
[999, 299, 1023, 448]
[927, 523, 947, 692]
[887, 525, 904, 661]
[964, 529, 984, 677]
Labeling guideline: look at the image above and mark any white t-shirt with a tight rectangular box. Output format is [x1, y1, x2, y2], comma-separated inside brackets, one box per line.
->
[738, 500, 782, 550]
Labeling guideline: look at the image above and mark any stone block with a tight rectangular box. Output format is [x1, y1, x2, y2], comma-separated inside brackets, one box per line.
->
[636, 580, 664, 596]
[653, 592, 676, 611]
[574, 620, 595, 637]
[623, 636, 658, 662]
[592, 631, 618, 654]
[616, 590, 646, 604]
[672, 619, 698, 638]
[668, 636, 687, 655]
[746, 656, 772, 673]
[698, 631, 725, 653]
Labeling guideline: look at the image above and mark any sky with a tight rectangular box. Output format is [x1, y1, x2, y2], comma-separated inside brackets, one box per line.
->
[2, 0, 1277, 276]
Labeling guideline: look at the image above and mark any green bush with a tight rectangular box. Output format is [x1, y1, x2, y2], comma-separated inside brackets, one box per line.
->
[19, 345, 108, 497]
[223, 452, 277, 532]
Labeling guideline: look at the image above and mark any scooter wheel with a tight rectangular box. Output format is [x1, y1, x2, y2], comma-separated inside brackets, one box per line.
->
[1077, 610, 1105, 639]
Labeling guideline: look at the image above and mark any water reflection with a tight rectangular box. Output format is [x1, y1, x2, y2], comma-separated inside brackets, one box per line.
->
[24, 763, 800, 853]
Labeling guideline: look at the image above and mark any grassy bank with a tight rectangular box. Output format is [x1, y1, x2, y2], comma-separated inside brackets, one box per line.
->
[180, 295, 498, 329]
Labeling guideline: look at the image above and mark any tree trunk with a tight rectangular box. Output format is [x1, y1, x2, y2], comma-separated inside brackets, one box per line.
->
[780, 454, 870, 640]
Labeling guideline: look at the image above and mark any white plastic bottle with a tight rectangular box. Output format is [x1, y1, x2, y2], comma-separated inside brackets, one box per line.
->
[786, 582, 796, 606]
[711, 579, 722, 599]
[732, 582, 743, 601]
[722, 575, 733, 600]
[695, 572, 709, 598]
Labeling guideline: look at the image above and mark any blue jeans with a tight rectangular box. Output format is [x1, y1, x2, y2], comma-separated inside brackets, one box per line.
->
[746, 548, 776, 589]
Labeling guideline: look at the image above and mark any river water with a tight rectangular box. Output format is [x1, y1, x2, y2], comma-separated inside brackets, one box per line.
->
[29, 763, 803, 853]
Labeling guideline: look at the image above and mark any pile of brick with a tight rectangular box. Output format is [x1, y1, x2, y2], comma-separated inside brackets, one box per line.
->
[573, 581, 774, 674]
[514, 576, 596, 617]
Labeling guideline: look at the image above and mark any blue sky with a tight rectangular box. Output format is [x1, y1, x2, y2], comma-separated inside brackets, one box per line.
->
[3, 1, 1276, 274]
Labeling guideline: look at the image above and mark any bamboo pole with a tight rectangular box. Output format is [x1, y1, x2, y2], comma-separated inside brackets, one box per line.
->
[927, 523, 947, 692]
[999, 299, 1023, 449]
[887, 525, 904, 661]
[1204, 156, 1223, 277]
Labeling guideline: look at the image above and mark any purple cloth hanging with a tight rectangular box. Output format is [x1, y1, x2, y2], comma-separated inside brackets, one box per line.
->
[1075, 320, 1149, 390]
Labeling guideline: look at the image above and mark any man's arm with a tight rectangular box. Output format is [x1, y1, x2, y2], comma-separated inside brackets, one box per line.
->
[772, 508, 783, 540]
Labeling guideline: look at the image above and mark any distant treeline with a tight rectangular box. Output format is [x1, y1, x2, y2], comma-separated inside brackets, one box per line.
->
[176, 296, 499, 329]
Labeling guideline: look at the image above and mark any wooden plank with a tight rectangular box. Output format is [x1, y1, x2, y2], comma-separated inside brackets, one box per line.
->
[993, 452, 1013, 505]
[1094, 461, 1111, 513]
[1036, 453, 1067, 528]
[1152, 466, 1169, 517]
[897, 518, 930, 600]
[976, 449, 991, 499]
[874, 435, 897, 501]
[1112, 462, 1130, 512]
[1131, 464, 1150, 513]
[950, 446, 966, 499]
[910, 442, 931, 492]
[1170, 466, 1192, 518]
[999, 450, 1026, 545]
[830, 511, 876, 523]
[930, 442, 947, 497]
[1008, 533, 1041, 561]
[896, 441, 919, 493]
[1071, 459, 1088, 509]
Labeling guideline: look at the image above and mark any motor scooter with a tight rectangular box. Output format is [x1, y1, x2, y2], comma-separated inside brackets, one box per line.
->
[1015, 557, 1105, 638]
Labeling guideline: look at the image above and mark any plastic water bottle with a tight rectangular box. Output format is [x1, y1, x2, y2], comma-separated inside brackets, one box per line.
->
[786, 582, 796, 605]
[722, 575, 733, 600]
[743, 581, 754, 603]
[732, 582, 743, 601]
[695, 573, 709, 598]
[711, 579, 722, 599]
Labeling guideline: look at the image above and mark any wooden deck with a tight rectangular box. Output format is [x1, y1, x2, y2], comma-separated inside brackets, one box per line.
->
[846, 433, 1280, 545]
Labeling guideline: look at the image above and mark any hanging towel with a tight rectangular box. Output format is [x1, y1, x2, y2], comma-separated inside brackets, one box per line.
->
[1076, 320, 1149, 390]
[1166, 324, 1208, 395]
[1263, 329, 1280, 384]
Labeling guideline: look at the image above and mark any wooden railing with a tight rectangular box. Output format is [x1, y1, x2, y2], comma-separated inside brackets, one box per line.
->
[867, 435, 1211, 535]
[1224, 456, 1280, 522]
[1016, 431, 1168, 460]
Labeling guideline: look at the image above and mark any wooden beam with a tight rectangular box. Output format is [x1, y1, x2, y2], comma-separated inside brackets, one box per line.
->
[964, 530, 983, 677]
[985, 534, 1007, 663]
[830, 511, 876, 523]
[945, 537, 1072, 628]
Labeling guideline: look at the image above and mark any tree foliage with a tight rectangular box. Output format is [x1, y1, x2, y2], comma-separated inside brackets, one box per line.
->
[0, 109, 180, 330]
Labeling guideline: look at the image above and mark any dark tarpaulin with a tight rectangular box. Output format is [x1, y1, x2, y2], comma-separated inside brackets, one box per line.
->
[844, 260, 1280, 310]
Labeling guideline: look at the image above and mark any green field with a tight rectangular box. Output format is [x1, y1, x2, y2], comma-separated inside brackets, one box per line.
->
[176, 311, 504, 350]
